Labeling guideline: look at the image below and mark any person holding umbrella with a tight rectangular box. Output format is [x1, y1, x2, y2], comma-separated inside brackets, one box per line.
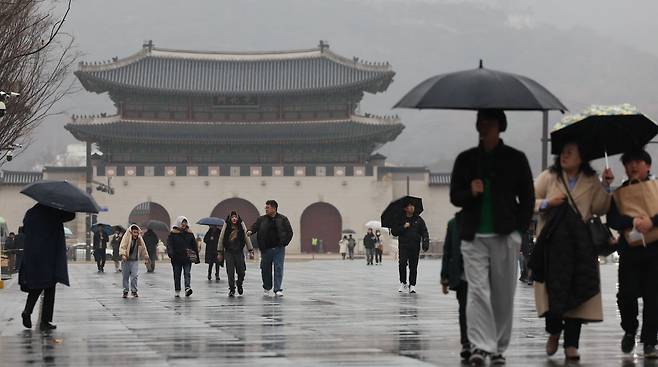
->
[450, 109, 535, 365]
[374, 230, 384, 265]
[339, 235, 348, 260]
[18, 180, 100, 330]
[203, 224, 222, 281]
[19, 204, 75, 330]
[531, 141, 613, 361]
[142, 228, 159, 273]
[92, 224, 109, 273]
[167, 216, 199, 297]
[218, 211, 254, 297]
[385, 196, 429, 294]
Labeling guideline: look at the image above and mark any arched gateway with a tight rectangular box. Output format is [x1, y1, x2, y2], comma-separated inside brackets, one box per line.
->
[300, 202, 342, 253]
[128, 201, 171, 240]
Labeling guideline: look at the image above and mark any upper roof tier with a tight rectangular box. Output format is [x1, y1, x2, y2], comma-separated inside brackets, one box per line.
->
[75, 41, 395, 96]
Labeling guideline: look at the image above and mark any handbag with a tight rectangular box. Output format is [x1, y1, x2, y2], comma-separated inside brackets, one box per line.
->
[560, 175, 615, 256]
[185, 248, 199, 263]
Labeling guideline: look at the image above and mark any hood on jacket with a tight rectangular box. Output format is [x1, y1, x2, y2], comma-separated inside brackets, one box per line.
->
[225, 211, 243, 226]
[127, 224, 142, 233]
[173, 216, 188, 230]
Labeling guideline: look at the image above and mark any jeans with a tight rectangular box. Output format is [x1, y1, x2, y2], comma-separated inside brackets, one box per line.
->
[348, 246, 355, 260]
[365, 247, 375, 264]
[172, 262, 192, 291]
[546, 315, 583, 348]
[261, 246, 285, 292]
[398, 245, 420, 285]
[226, 250, 246, 291]
[24, 287, 56, 324]
[122, 260, 139, 293]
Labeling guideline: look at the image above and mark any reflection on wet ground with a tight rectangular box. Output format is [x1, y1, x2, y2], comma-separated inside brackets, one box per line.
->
[0, 259, 648, 366]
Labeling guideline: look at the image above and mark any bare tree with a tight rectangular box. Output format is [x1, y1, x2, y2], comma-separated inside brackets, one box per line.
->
[0, 0, 76, 164]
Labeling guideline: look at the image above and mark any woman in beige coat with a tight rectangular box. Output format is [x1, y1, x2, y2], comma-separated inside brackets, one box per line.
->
[533, 142, 614, 360]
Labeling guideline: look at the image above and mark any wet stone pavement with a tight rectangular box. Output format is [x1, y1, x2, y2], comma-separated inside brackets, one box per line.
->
[0, 258, 652, 366]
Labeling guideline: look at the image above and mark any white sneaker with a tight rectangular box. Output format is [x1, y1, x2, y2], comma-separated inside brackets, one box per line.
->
[398, 283, 408, 293]
[274, 291, 284, 297]
[263, 289, 272, 297]
[409, 285, 416, 294]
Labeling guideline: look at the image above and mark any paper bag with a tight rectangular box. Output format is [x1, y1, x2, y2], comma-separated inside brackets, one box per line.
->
[613, 179, 658, 246]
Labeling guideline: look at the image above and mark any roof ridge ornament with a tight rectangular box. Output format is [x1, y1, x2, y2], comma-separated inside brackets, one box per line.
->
[318, 40, 329, 52]
[143, 40, 154, 52]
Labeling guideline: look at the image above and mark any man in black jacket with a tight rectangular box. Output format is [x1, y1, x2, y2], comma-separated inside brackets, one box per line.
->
[449, 109, 534, 365]
[607, 149, 658, 358]
[391, 200, 429, 294]
[248, 200, 293, 297]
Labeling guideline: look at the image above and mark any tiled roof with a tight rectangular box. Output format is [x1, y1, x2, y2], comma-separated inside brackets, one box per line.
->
[429, 173, 451, 185]
[65, 115, 404, 144]
[0, 170, 43, 185]
[76, 45, 394, 95]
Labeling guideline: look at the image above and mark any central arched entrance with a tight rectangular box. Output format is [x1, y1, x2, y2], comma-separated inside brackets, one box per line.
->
[211, 198, 260, 229]
[300, 202, 342, 253]
[128, 201, 171, 240]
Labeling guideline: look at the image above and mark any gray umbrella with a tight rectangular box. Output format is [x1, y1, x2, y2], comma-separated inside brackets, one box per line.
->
[143, 220, 170, 232]
[394, 60, 567, 112]
[21, 180, 100, 213]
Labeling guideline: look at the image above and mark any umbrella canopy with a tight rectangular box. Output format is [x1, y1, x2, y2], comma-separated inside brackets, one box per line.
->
[341, 228, 356, 234]
[394, 60, 567, 112]
[91, 223, 113, 236]
[381, 196, 424, 229]
[63, 226, 73, 238]
[196, 217, 225, 226]
[143, 220, 170, 232]
[21, 180, 100, 213]
[551, 104, 658, 160]
[112, 225, 126, 233]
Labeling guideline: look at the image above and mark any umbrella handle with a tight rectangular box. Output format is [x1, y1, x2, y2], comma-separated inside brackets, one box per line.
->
[605, 150, 609, 169]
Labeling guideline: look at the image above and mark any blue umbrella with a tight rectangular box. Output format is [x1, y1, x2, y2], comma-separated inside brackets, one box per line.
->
[196, 217, 225, 226]
[91, 223, 113, 236]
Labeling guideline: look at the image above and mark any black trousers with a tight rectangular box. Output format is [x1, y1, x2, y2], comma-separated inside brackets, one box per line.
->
[207, 262, 220, 278]
[375, 248, 383, 263]
[398, 245, 420, 286]
[456, 281, 470, 346]
[617, 248, 658, 345]
[545, 315, 582, 348]
[24, 287, 56, 324]
[225, 250, 246, 291]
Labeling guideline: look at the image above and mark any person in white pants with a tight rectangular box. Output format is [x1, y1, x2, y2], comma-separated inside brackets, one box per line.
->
[449, 109, 535, 366]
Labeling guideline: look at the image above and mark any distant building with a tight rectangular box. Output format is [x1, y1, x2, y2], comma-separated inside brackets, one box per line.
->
[1, 42, 456, 252]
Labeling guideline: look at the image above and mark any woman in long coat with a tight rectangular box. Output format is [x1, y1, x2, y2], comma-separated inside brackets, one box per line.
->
[531, 142, 613, 360]
[204, 225, 221, 281]
[166, 216, 199, 297]
[19, 203, 75, 330]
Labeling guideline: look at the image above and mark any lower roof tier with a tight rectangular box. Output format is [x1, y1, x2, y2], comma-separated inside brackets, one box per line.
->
[65, 115, 404, 145]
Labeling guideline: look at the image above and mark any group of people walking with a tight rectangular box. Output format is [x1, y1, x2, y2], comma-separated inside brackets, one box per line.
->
[440, 109, 658, 365]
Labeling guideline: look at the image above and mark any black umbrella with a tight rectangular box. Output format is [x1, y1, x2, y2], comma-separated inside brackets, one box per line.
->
[394, 60, 567, 112]
[112, 225, 126, 233]
[91, 223, 113, 236]
[551, 113, 658, 160]
[143, 220, 170, 232]
[381, 196, 424, 229]
[20, 180, 100, 213]
[196, 217, 225, 226]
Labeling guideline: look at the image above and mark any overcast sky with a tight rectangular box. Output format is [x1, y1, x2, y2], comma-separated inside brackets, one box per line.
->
[4, 0, 658, 176]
